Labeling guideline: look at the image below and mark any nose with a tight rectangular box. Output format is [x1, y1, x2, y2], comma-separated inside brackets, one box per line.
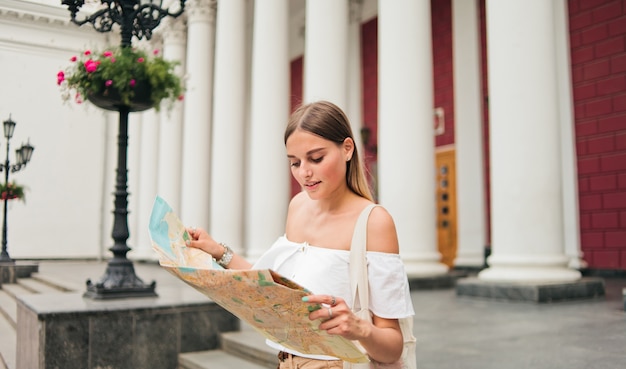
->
[298, 162, 312, 179]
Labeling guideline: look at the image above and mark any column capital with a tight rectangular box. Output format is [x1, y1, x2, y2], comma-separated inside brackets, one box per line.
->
[349, 0, 363, 23]
[186, 0, 217, 24]
[160, 16, 187, 45]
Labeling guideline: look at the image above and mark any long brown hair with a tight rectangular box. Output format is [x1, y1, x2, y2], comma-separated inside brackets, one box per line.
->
[284, 101, 373, 201]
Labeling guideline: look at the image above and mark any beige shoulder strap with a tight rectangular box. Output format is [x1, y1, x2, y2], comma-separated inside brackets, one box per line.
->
[349, 204, 378, 311]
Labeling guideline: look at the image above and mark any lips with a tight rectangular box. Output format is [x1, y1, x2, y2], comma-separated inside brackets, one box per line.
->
[304, 181, 321, 189]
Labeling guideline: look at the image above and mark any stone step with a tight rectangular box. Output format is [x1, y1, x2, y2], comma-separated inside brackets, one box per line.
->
[0, 284, 32, 300]
[17, 278, 63, 294]
[0, 290, 16, 328]
[30, 272, 81, 292]
[178, 350, 270, 369]
[178, 329, 279, 369]
[0, 280, 33, 365]
[221, 330, 277, 369]
[0, 311, 15, 369]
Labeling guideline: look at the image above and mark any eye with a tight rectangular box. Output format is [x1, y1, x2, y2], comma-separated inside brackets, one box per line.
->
[310, 156, 323, 164]
[289, 161, 300, 168]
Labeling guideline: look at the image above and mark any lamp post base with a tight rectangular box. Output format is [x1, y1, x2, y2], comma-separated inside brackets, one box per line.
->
[84, 259, 157, 299]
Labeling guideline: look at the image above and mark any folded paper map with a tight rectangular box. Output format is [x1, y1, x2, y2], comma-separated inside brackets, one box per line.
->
[148, 196, 369, 363]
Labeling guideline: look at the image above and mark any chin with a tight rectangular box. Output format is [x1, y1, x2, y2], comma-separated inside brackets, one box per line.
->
[304, 190, 323, 200]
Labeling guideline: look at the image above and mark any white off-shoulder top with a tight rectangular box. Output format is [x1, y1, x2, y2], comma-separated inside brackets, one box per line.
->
[252, 235, 415, 360]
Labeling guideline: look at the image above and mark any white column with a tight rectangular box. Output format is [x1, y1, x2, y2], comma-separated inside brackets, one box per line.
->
[554, 0, 586, 270]
[157, 18, 187, 214]
[347, 0, 364, 151]
[304, 0, 349, 108]
[210, 0, 247, 251]
[180, 0, 216, 228]
[134, 108, 160, 260]
[246, 0, 290, 260]
[452, 0, 486, 268]
[479, 0, 580, 282]
[378, 0, 447, 276]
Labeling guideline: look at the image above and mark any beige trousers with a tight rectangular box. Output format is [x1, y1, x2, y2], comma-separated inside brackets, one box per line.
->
[277, 352, 343, 369]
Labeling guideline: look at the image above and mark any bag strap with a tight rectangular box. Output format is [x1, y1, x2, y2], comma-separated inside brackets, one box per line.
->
[349, 204, 378, 312]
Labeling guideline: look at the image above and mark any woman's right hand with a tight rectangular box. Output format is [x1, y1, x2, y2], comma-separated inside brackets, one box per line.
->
[186, 227, 223, 260]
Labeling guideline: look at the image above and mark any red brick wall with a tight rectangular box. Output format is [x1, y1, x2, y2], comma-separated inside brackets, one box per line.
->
[569, 0, 626, 270]
[361, 17, 378, 188]
[432, 0, 455, 147]
[479, 0, 492, 248]
[289, 57, 304, 197]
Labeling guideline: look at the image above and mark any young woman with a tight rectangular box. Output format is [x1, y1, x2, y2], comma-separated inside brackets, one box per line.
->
[187, 100, 414, 368]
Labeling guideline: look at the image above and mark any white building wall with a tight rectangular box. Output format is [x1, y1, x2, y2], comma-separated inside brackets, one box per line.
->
[0, 0, 113, 258]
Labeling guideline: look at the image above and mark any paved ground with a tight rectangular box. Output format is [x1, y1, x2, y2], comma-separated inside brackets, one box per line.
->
[34, 260, 626, 369]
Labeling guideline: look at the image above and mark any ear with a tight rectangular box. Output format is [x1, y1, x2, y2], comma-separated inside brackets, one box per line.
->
[342, 137, 355, 161]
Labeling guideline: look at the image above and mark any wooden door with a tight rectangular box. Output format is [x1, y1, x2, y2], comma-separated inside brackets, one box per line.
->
[436, 149, 457, 267]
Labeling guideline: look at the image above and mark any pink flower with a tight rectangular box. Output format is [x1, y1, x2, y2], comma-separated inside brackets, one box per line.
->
[110, 57, 116, 63]
[178, 95, 184, 101]
[153, 50, 160, 55]
[84, 59, 99, 73]
[84, 50, 91, 56]
[75, 92, 83, 104]
[57, 71, 65, 85]
[105, 80, 113, 87]
[70, 56, 77, 62]
[129, 79, 136, 87]
[137, 57, 145, 63]
[103, 51, 113, 57]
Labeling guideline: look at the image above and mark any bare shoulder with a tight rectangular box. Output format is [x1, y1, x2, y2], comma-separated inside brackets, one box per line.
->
[287, 192, 308, 214]
[285, 192, 307, 229]
[365, 205, 399, 254]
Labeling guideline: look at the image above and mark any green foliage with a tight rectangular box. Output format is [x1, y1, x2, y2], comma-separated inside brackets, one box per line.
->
[0, 182, 27, 202]
[57, 46, 184, 111]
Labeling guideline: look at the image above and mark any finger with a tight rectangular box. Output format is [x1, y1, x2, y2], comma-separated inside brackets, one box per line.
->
[303, 295, 338, 306]
[327, 306, 333, 319]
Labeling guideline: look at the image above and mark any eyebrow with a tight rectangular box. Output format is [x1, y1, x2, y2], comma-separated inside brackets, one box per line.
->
[287, 147, 325, 159]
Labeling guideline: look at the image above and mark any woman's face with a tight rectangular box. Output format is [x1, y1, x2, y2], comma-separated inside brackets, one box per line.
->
[286, 129, 353, 200]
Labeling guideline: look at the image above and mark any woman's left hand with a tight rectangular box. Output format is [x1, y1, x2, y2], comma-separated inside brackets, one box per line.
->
[303, 294, 372, 341]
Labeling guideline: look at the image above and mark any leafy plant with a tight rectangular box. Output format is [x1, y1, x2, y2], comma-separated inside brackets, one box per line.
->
[0, 182, 27, 202]
[57, 46, 184, 111]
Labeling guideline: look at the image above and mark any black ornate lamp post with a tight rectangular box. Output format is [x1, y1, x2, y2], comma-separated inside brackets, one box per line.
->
[0, 116, 35, 264]
[62, 0, 186, 299]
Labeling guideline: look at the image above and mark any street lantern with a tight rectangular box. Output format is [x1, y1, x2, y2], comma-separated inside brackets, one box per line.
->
[0, 115, 35, 264]
[62, 0, 186, 299]
[3, 117, 15, 140]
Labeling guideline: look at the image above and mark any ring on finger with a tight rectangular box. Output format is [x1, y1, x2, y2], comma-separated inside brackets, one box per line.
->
[330, 296, 336, 306]
[327, 306, 333, 319]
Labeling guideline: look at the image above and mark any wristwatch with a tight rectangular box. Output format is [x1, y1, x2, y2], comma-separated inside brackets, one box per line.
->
[217, 243, 233, 268]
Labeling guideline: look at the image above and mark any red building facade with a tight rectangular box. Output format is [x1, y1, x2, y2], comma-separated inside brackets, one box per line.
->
[291, 0, 626, 272]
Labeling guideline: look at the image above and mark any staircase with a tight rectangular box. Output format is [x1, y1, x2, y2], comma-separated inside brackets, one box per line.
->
[0, 269, 279, 369]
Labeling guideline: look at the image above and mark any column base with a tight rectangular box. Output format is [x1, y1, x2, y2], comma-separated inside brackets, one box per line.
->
[478, 265, 582, 282]
[408, 270, 469, 290]
[452, 255, 485, 269]
[568, 256, 588, 270]
[404, 261, 449, 277]
[456, 277, 605, 303]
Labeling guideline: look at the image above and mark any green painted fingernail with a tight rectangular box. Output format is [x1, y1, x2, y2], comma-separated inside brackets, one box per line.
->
[302, 296, 309, 302]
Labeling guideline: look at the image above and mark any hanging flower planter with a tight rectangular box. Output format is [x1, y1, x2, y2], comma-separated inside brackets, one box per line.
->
[87, 82, 153, 112]
[0, 182, 26, 202]
[57, 46, 184, 112]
